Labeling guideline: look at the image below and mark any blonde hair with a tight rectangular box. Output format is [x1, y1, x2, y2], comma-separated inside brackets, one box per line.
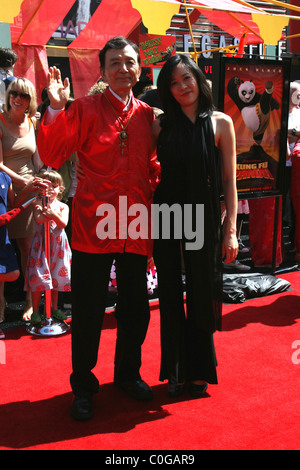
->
[5, 77, 38, 117]
[37, 169, 65, 201]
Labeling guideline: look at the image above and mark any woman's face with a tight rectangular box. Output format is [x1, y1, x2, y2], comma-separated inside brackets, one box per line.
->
[8, 88, 30, 113]
[170, 62, 199, 109]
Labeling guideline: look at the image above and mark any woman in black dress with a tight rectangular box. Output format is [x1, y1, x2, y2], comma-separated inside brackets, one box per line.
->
[152, 54, 238, 397]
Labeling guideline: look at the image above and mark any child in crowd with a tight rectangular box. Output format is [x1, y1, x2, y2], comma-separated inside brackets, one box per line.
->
[0, 171, 47, 338]
[26, 170, 71, 325]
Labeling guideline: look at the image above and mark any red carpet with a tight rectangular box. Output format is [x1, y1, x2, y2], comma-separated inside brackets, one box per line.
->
[0, 271, 299, 450]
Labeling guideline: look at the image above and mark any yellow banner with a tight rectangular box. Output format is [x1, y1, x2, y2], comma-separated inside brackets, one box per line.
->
[0, 0, 23, 23]
[252, 13, 289, 45]
[131, 0, 180, 35]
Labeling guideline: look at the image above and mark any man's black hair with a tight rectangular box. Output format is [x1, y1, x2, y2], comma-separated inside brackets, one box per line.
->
[99, 36, 141, 69]
[0, 48, 18, 68]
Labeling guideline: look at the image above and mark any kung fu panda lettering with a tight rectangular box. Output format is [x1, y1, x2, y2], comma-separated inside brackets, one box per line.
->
[226, 75, 281, 191]
[227, 76, 279, 145]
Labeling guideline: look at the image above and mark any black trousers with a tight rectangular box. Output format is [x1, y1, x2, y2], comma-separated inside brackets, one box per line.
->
[70, 250, 150, 395]
[153, 238, 218, 385]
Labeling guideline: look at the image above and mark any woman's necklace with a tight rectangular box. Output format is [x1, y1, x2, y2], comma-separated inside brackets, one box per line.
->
[104, 93, 135, 155]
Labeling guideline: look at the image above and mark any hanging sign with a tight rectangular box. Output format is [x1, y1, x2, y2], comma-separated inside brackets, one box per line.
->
[139, 33, 176, 67]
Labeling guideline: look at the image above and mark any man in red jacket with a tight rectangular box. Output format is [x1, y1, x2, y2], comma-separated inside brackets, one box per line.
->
[38, 37, 159, 421]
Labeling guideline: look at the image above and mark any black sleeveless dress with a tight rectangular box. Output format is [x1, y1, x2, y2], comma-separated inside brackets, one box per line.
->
[153, 111, 223, 384]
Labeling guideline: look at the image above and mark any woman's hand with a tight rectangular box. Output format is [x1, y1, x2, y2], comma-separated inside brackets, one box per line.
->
[222, 221, 239, 263]
[47, 66, 70, 110]
[13, 177, 49, 207]
[25, 177, 49, 195]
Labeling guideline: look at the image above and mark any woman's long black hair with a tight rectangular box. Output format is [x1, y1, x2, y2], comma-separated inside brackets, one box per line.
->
[157, 54, 214, 125]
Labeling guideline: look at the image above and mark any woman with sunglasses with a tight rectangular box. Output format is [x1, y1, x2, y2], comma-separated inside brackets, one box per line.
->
[0, 77, 46, 321]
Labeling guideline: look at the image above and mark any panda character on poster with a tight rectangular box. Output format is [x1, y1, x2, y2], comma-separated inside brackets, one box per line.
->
[227, 76, 280, 190]
[227, 76, 280, 144]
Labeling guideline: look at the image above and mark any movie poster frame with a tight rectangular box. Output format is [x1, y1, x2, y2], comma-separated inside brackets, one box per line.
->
[212, 55, 291, 200]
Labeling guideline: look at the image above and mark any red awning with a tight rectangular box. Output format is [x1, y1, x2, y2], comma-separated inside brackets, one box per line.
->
[7, 0, 289, 99]
[69, 0, 141, 49]
[190, 0, 264, 44]
[150, 0, 265, 44]
[10, 0, 76, 46]
[197, 10, 262, 45]
[8, 0, 76, 102]
[12, 44, 49, 103]
[151, 0, 262, 13]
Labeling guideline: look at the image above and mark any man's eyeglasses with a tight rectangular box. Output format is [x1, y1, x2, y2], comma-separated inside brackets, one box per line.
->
[9, 90, 30, 100]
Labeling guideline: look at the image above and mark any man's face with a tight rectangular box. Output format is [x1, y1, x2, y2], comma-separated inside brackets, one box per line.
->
[100, 45, 141, 99]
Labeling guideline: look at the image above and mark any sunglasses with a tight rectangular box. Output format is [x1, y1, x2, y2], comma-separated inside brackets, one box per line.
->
[9, 90, 30, 100]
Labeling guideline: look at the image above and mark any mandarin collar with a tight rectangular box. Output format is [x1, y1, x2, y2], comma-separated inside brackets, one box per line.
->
[106, 87, 133, 112]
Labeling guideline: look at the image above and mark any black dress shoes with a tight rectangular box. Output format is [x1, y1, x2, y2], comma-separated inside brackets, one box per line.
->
[168, 383, 185, 398]
[114, 379, 153, 401]
[71, 393, 94, 421]
[189, 382, 208, 397]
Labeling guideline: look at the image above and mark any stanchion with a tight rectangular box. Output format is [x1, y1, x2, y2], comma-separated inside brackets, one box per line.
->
[27, 194, 70, 337]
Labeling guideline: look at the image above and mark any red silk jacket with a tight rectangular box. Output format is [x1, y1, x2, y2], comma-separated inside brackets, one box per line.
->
[37, 88, 160, 256]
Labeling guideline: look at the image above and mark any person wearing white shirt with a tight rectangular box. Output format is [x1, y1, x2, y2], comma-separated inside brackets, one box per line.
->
[0, 48, 18, 112]
[283, 82, 300, 244]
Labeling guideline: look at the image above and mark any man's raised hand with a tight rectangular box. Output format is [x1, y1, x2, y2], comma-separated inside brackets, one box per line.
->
[47, 66, 70, 110]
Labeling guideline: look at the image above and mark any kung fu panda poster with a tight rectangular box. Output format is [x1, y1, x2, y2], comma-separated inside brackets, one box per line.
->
[213, 56, 290, 198]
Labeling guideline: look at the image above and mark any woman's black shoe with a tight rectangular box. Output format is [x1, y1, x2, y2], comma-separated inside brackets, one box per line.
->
[168, 383, 185, 398]
[70, 393, 94, 421]
[114, 379, 153, 401]
[189, 382, 208, 397]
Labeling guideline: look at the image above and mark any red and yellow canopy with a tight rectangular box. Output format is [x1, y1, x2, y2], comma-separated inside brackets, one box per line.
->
[1, 0, 298, 98]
